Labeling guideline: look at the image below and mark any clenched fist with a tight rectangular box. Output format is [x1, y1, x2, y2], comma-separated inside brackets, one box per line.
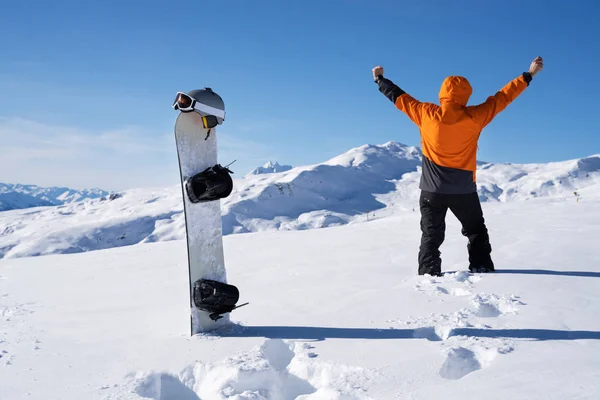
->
[372, 65, 384, 80]
[529, 56, 544, 77]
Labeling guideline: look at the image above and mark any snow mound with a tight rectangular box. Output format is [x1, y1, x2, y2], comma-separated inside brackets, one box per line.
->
[115, 339, 373, 400]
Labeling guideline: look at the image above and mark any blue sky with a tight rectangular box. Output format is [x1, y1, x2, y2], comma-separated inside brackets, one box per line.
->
[1, 0, 598, 191]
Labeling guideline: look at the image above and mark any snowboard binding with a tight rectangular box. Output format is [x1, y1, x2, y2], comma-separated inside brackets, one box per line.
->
[185, 164, 234, 203]
[193, 279, 248, 321]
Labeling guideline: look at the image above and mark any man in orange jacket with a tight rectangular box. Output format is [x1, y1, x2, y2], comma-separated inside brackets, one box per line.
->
[373, 57, 544, 276]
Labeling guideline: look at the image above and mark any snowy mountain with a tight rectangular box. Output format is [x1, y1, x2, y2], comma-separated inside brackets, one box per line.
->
[0, 182, 110, 212]
[1, 141, 599, 259]
[2, 196, 600, 399]
[248, 160, 293, 175]
[224, 142, 422, 234]
[475, 156, 600, 201]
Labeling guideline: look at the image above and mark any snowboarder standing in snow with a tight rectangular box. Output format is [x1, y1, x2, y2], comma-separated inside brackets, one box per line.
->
[373, 57, 544, 276]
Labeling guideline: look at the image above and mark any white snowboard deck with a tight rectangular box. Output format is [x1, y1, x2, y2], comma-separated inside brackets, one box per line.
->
[174, 111, 229, 334]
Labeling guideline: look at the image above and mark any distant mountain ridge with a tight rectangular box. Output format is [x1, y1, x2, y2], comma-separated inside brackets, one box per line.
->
[0, 183, 110, 212]
[1, 141, 599, 259]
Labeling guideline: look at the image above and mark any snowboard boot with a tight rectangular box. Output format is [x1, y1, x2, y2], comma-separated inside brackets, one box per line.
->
[469, 264, 495, 273]
[418, 259, 443, 277]
[419, 269, 443, 277]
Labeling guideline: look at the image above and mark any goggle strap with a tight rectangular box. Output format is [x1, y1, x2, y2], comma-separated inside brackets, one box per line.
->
[193, 102, 226, 119]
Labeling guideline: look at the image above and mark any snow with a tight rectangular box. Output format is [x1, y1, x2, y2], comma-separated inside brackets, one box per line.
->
[1, 193, 600, 399]
[475, 155, 600, 201]
[248, 161, 293, 175]
[0, 182, 109, 211]
[0, 188, 182, 259]
[2, 141, 599, 261]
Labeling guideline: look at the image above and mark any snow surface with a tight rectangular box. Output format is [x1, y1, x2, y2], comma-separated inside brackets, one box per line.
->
[1, 196, 600, 399]
[0, 182, 109, 212]
[1, 141, 600, 260]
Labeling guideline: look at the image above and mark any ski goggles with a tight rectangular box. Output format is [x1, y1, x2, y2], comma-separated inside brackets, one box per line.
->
[171, 92, 226, 122]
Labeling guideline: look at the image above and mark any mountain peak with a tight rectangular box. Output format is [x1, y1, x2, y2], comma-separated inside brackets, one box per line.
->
[249, 161, 293, 175]
[263, 161, 281, 169]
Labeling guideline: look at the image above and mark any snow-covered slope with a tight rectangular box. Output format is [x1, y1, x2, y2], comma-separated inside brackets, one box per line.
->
[475, 155, 600, 201]
[223, 142, 421, 234]
[0, 187, 182, 259]
[0, 189, 54, 211]
[248, 161, 293, 175]
[0, 182, 109, 211]
[1, 141, 599, 260]
[1, 197, 600, 399]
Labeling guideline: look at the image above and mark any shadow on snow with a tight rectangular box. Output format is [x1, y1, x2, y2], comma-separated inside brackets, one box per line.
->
[494, 269, 600, 278]
[217, 325, 600, 342]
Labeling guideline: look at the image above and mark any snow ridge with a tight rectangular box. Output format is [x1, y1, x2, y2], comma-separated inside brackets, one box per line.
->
[1, 141, 600, 259]
[0, 182, 110, 211]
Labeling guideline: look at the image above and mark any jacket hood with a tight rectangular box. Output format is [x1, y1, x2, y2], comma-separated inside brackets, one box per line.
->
[439, 76, 472, 106]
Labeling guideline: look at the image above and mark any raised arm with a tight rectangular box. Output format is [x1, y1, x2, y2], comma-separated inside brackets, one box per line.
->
[469, 56, 544, 128]
[373, 65, 429, 126]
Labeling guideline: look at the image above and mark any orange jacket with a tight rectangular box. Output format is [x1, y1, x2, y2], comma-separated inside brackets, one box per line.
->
[377, 72, 532, 193]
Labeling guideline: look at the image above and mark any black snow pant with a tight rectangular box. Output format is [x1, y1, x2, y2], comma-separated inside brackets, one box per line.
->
[418, 190, 494, 276]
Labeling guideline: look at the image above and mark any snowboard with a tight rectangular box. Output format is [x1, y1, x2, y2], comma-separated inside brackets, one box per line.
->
[173, 106, 244, 335]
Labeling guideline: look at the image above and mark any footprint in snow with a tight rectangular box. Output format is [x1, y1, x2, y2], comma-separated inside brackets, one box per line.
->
[1, 303, 35, 321]
[393, 290, 522, 381]
[414, 270, 479, 297]
[1, 307, 13, 320]
[404, 269, 526, 382]
[449, 287, 472, 296]
[447, 270, 481, 283]
[395, 309, 475, 341]
[413, 280, 451, 296]
[2, 350, 13, 366]
[439, 339, 515, 380]
[439, 347, 482, 379]
[471, 293, 524, 318]
[134, 373, 200, 400]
